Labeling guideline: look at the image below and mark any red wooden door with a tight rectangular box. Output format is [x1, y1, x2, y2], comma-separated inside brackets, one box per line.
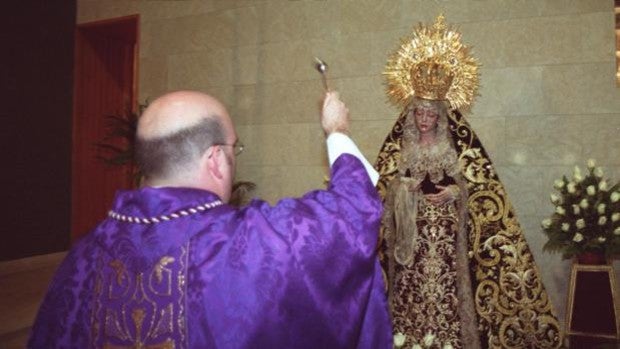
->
[72, 15, 139, 241]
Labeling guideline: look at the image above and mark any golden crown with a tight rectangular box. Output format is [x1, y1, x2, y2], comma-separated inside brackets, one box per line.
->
[383, 15, 480, 110]
[410, 60, 454, 101]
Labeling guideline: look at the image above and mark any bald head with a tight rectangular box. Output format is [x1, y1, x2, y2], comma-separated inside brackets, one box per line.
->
[135, 91, 236, 187]
[138, 90, 230, 139]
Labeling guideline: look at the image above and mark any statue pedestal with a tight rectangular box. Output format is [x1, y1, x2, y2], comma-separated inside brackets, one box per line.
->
[565, 261, 620, 347]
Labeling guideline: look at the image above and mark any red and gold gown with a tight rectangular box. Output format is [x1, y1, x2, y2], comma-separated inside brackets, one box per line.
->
[376, 108, 562, 349]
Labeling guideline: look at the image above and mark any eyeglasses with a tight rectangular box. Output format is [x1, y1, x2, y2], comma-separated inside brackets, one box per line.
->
[214, 140, 244, 156]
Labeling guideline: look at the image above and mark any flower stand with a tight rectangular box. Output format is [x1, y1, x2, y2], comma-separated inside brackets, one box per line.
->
[565, 257, 620, 347]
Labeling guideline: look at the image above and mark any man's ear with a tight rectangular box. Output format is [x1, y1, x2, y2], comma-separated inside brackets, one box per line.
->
[204, 146, 224, 180]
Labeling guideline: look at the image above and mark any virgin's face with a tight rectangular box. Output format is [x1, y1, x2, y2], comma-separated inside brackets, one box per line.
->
[413, 106, 439, 134]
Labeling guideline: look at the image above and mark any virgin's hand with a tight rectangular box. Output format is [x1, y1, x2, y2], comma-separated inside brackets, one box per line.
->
[425, 185, 456, 204]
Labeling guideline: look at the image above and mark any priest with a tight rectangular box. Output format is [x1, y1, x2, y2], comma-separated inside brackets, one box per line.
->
[28, 90, 392, 348]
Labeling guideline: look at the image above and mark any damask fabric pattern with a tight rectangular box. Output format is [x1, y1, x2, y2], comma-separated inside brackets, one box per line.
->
[391, 199, 462, 348]
[375, 109, 563, 349]
[28, 154, 393, 349]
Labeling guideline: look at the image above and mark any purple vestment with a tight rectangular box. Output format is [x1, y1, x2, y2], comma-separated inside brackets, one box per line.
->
[28, 154, 392, 348]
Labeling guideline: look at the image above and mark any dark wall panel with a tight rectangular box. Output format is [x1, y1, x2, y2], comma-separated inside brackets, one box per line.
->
[0, 1, 76, 260]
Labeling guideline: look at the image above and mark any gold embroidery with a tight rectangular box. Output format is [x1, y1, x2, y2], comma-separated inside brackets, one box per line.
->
[132, 308, 146, 344]
[154, 257, 175, 284]
[376, 109, 562, 348]
[177, 243, 188, 346]
[110, 259, 128, 285]
[390, 198, 461, 347]
[150, 257, 174, 296]
[92, 253, 186, 348]
[151, 304, 174, 340]
[105, 308, 130, 341]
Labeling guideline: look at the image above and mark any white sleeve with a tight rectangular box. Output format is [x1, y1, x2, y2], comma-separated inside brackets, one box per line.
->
[326, 132, 379, 186]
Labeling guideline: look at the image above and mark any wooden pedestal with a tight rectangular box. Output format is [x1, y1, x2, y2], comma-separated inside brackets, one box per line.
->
[565, 262, 620, 348]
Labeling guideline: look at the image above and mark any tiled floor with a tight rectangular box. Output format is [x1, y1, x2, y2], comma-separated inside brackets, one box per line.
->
[0, 252, 66, 349]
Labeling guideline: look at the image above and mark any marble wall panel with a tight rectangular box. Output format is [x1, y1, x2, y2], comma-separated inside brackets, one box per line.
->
[140, 7, 261, 58]
[208, 0, 267, 12]
[341, 0, 404, 34]
[230, 84, 259, 125]
[604, 166, 620, 182]
[332, 32, 373, 79]
[542, 62, 620, 115]
[236, 123, 326, 167]
[459, 12, 613, 69]
[370, 29, 411, 76]
[255, 82, 298, 124]
[137, 1, 218, 22]
[139, 57, 168, 101]
[230, 45, 260, 86]
[167, 49, 234, 89]
[235, 164, 328, 204]
[466, 116, 507, 166]
[261, 0, 341, 44]
[204, 86, 235, 114]
[276, 165, 330, 199]
[496, 165, 545, 217]
[282, 80, 326, 124]
[334, 75, 398, 120]
[582, 114, 620, 165]
[231, 82, 319, 126]
[399, 0, 611, 26]
[350, 119, 400, 162]
[141, 16, 210, 58]
[77, 0, 140, 23]
[505, 115, 583, 166]
[473, 66, 546, 118]
[249, 39, 334, 84]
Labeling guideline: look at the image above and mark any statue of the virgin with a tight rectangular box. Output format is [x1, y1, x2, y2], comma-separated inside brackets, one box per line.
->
[376, 15, 562, 349]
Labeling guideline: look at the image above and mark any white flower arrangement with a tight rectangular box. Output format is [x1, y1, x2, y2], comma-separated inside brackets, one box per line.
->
[542, 159, 620, 259]
[574, 166, 583, 182]
[595, 167, 604, 178]
[567, 182, 577, 193]
[587, 159, 596, 169]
